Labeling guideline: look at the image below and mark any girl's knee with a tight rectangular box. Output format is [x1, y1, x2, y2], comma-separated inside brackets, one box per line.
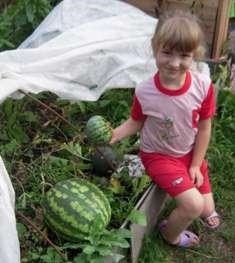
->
[176, 189, 204, 219]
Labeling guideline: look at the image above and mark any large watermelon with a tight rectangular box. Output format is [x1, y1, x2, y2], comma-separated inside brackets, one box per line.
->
[42, 178, 111, 241]
[85, 115, 112, 145]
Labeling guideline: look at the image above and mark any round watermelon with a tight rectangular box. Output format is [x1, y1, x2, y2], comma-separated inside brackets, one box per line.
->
[42, 178, 111, 241]
[85, 115, 112, 145]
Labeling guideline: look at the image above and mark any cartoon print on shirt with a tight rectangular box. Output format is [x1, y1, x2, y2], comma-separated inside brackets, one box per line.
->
[159, 115, 179, 142]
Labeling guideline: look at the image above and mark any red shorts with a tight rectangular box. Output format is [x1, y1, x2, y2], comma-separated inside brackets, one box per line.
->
[140, 151, 212, 197]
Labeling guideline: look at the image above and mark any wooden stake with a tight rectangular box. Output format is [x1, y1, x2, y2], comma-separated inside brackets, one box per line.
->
[212, 0, 231, 59]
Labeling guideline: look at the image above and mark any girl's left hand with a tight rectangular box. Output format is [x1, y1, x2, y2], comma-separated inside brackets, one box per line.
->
[189, 166, 204, 188]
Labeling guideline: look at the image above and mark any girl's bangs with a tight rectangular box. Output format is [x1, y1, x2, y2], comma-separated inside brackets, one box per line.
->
[161, 28, 198, 53]
[159, 19, 200, 53]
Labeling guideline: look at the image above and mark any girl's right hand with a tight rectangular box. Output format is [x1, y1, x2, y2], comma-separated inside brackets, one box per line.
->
[189, 166, 204, 188]
[109, 129, 119, 145]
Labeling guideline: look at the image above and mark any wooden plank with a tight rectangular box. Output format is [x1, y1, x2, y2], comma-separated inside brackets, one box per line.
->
[104, 184, 168, 263]
[130, 184, 168, 263]
[123, 0, 219, 58]
[212, 0, 231, 59]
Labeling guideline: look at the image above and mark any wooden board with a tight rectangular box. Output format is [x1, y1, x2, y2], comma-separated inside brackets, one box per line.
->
[212, 0, 231, 59]
[123, 0, 229, 59]
[105, 184, 168, 263]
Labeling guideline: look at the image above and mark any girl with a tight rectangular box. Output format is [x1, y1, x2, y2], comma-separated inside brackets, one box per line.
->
[110, 10, 220, 247]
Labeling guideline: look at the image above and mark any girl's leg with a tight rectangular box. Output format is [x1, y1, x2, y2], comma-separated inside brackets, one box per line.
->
[161, 188, 204, 245]
[201, 192, 220, 227]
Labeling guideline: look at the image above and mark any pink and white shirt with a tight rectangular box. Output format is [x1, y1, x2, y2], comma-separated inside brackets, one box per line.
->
[131, 70, 216, 157]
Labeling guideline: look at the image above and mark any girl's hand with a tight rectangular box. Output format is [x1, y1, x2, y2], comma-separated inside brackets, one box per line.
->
[109, 129, 119, 145]
[189, 166, 204, 188]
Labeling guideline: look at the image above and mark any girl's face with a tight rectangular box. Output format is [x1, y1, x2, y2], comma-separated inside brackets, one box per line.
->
[155, 47, 194, 85]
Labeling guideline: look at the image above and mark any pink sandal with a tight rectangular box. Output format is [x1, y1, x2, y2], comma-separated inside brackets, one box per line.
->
[202, 211, 220, 229]
[159, 220, 199, 248]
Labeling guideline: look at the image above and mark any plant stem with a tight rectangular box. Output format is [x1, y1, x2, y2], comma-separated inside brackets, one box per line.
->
[18, 89, 117, 171]
[16, 210, 67, 261]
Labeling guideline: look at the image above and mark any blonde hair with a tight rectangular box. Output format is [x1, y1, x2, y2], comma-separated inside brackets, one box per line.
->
[152, 10, 206, 59]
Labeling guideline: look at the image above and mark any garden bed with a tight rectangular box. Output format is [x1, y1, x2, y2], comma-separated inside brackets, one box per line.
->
[0, 88, 161, 262]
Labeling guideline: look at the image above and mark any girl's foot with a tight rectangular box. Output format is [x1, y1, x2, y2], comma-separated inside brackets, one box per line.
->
[159, 220, 200, 248]
[202, 211, 220, 229]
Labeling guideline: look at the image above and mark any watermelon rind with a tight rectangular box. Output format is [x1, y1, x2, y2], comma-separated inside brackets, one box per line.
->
[85, 115, 112, 145]
[42, 178, 111, 241]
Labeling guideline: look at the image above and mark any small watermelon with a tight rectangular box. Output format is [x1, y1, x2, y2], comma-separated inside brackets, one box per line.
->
[42, 178, 111, 241]
[85, 115, 112, 145]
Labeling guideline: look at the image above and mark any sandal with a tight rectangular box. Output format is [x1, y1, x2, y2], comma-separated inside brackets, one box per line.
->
[202, 211, 220, 229]
[159, 220, 200, 248]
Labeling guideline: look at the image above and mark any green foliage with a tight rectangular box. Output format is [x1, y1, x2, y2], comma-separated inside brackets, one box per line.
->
[0, 89, 149, 262]
[127, 209, 147, 226]
[65, 220, 131, 263]
[0, 0, 62, 50]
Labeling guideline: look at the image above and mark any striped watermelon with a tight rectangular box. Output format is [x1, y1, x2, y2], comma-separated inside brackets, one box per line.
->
[85, 115, 112, 145]
[42, 178, 111, 241]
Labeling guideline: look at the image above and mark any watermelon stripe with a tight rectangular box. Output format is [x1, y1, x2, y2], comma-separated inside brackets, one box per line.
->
[43, 201, 88, 237]
[78, 180, 111, 220]
[72, 179, 111, 220]
[43, 178, 111, 242]
[85, 115, 112, 145]
[57, 180, 109, 223]
[45, 212, 85, 239]
[46, 193, 90, 231]
[89, 131, 111, 141]
[50, 185, 105, 225]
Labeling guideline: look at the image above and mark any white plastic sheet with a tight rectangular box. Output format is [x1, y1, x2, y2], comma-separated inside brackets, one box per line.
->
[0, 0, 210, 103]
[0, 0, 158, 103]
[0, 157, 20, 263]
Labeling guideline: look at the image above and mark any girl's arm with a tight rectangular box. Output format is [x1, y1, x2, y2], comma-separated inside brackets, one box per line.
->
[189, 118, 212, 187]
[110, 117, 144, 145]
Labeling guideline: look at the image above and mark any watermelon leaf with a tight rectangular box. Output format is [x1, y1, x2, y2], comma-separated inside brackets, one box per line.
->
[83, 245, 96, 255]
[127, 209, 147, 226]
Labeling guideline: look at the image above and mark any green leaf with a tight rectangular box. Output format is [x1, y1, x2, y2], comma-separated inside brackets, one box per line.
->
[97, 246, 113, 256]
[16, 223, 27, 238]
[62, 142, 90, 161]
[127, 210, 147, 226]
[46, 155, 69, 166]
[110, 239, 130, 248]
[62, 242, 85, 250]
[22, 111, 38, 122]
[24, 0, 35, 23]
[83, 245, 96, 255]
[112, 228, 132, 239]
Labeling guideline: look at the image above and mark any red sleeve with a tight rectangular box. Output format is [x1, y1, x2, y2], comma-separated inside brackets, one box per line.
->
[200, 83, 216, 119]
[131, 95, 146, 120]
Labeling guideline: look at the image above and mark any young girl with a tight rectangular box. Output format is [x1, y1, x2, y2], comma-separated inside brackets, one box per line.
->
[110, 10, 220, 247]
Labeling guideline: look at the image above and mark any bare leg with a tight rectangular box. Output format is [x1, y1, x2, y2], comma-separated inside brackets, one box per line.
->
[161, 188, 204, 245]
[201, 193, 220, 227]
